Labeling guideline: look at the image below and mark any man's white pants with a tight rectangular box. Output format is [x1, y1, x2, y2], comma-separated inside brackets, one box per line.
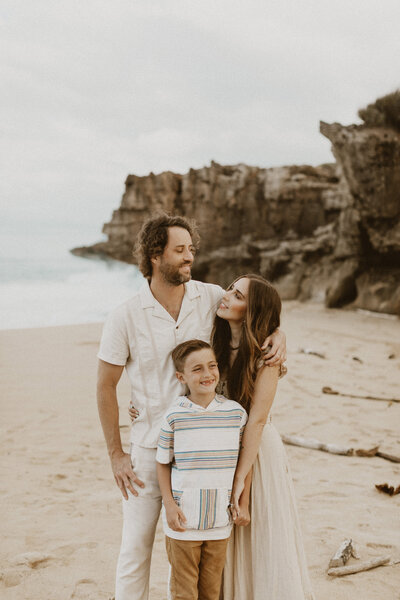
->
[115, 445, 162, 600]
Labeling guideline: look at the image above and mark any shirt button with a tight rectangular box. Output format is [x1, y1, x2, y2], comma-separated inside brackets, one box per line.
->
[176, 325, 179, 329]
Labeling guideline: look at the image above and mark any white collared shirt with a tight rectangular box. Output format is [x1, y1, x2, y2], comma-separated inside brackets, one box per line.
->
[98, 279, 224, 447]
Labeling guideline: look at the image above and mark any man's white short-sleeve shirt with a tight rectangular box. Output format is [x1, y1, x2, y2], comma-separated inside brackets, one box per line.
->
[97, 279, 224, 447]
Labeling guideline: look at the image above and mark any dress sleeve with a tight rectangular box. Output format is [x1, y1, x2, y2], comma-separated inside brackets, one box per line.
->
[156, 415, 174, 464]
[97, 306, 130, 366]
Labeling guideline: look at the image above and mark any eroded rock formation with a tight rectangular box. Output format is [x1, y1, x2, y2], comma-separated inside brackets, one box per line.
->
[72, 123, 400, 315]
[320, 122, 400, 315]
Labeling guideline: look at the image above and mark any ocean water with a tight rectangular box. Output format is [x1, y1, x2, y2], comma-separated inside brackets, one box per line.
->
[0, 219, 144, 330]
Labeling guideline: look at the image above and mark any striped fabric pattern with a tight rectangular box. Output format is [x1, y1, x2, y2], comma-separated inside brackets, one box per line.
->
[167, 409, 243, 432]
[199, 489, 218, 529]
[156, 395, 247, 540]
[174, 449, 240, 470]
[158, 428, 174, 451]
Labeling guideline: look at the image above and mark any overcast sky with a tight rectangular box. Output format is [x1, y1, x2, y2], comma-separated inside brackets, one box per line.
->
[1, 0, 399, 234]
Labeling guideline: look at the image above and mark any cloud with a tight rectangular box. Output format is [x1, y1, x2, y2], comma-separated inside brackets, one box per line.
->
[1, 0, 399, 230]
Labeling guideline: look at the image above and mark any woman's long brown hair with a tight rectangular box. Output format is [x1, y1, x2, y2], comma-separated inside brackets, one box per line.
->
[211, 274, 281, 412]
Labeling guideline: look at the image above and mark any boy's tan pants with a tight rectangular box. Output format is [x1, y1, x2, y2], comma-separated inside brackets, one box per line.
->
[165, 536, 229, 600]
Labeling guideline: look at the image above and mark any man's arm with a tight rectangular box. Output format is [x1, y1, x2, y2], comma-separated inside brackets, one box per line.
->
[97, 359, 144, 500]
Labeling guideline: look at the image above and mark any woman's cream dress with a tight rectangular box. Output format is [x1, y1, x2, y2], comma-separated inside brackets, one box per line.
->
[219, 382, 315, 600]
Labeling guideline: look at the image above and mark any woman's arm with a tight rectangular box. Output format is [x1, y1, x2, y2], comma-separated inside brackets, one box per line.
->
[231, 365, 279, 512]
[232, 468, 252, 526]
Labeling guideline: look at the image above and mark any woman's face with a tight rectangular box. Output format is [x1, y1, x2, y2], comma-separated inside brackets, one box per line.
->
[217, 277, 249, 323]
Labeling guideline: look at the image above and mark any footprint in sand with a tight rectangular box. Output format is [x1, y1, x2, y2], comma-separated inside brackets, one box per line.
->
[2, 552, 55, 587]
[366, 542, 394, 549]
[70, 578, 110, 599]
[64, 454, 81, 463]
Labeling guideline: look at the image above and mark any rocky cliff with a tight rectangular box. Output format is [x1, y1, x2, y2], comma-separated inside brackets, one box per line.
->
[72, 124, 400, 315]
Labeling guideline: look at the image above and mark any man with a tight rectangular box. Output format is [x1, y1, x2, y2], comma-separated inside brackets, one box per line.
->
[97, 214, 286, 600]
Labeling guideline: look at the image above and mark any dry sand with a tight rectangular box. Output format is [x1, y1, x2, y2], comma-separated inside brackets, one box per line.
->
[1, 302, 399, 599]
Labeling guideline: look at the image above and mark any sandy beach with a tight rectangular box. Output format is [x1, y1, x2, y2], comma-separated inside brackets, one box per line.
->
[1, 301, 399, 599]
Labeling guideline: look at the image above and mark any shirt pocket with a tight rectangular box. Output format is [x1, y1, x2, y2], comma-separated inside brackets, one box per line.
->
[180, 488, 231, 530]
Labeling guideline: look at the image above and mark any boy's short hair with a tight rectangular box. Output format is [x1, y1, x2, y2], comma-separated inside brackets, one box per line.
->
[171, 339, 214, 372]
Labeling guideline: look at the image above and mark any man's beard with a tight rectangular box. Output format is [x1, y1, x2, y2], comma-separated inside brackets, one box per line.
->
[159, 260, 192, 286]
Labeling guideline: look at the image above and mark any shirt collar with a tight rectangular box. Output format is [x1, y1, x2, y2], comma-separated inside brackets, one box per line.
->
[179, 395, 224, 411]
[139, 279, 201, 309]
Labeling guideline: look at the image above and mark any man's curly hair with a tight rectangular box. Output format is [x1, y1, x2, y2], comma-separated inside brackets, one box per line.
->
[134, 213, 200, 280]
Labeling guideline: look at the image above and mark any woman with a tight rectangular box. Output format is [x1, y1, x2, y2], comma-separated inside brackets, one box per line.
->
[214, 274, 314, 600]
[130, 273, 314, 599]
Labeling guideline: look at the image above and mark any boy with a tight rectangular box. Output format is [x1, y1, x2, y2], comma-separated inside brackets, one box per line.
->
[156, 339, 247, 600]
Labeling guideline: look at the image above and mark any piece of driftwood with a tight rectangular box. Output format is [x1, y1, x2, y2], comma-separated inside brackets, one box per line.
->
[299, 348, 326, 359]
[376, 451, 400, 464]
[322, 386, 400, 404]
[329, 539, 354, 568]
[355, 446, 400, 464]
[281, 435, 353, 456]
[375, 483, 400, 496]
[282, 436, 400, 464]
[327, 555, 391, 577]
[355, 446, 380, 457]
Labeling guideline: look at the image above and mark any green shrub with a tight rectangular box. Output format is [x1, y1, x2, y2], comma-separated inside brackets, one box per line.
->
[358, 89, 400, 132]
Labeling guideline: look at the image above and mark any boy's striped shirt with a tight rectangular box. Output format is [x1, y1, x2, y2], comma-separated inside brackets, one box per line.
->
[156, 395, 247, 541]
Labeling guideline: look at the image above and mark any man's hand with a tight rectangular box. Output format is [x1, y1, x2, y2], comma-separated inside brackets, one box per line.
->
[165, 501, 187, 532]
[129, 403, 139, 422]
[262, 328, 287, 367]
[111, 451, 144, 500]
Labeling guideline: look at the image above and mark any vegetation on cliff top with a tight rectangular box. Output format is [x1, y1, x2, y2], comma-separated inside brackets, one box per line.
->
[358, 89, 400, 132]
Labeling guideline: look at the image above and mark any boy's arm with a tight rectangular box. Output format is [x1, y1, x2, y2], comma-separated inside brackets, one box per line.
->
[156, 462, 187, 532]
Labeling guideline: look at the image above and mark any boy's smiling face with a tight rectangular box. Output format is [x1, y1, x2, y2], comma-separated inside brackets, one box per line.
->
[176, 348, 219, 400]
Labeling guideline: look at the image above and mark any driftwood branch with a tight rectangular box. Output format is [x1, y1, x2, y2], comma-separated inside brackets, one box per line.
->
[376, 451, 400, 464]
[281, 435, 353, 456]
[322, 386, 400, 404]
[327, 555, 391, 577]
[282, 436, 400, 464]
[356, 447, 400, 464]
[299, 348, 326, 359]
[329, 539, 354, 568]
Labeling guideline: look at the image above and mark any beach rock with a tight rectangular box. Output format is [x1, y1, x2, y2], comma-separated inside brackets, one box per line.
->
[320, 121, 400, 314]
[72, 118, 400, 315]
[325, 258, 359, 308]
